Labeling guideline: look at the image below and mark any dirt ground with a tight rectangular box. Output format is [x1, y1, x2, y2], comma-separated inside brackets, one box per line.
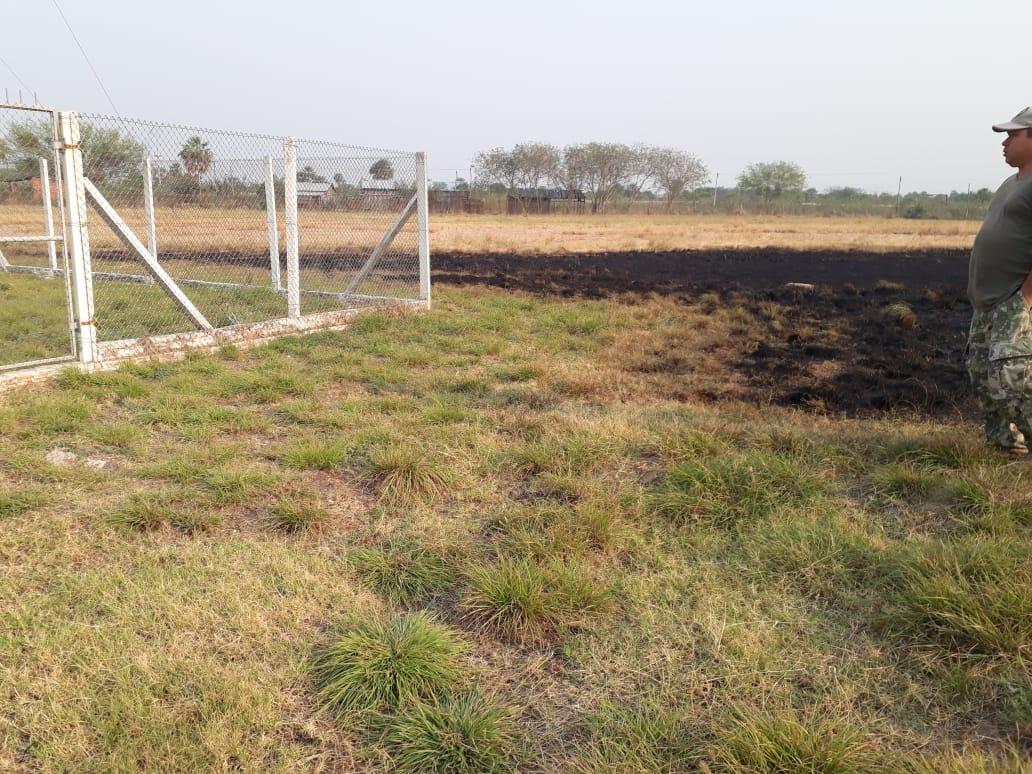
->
[432, 248, 975, 418]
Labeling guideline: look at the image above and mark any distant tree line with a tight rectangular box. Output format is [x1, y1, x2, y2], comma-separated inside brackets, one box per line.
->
[472, 142, 709, 213]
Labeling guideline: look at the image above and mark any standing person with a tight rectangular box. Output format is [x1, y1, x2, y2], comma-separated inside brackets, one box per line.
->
[967, 106, 1032, 453]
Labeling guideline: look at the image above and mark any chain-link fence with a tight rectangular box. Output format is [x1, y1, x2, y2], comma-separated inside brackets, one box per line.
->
[0, 103, 428, 378]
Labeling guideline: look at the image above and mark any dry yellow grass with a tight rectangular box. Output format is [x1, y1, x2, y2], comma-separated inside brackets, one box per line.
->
[2, 204, 979, 255]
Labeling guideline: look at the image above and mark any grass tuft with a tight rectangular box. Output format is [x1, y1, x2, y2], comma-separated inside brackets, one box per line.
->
[280, 436, 353, 470]
[462, 556, 609, 642]
[362, 444, 455, 505]
[380, 692, 518, 774]
[310, 613, 466, 717]
[649, 451, 825, 526]
[0, 487, 46, 519]
[263, 493, 331, 533]
[351, 540, 453, 606]
[708, 706, 887, 773]
[883, 536, 1030, 658]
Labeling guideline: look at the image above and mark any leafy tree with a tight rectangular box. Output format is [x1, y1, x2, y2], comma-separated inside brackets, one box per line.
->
[0, 119, 146, 189]
[369, 158, 394, 181]
[737, 161, 806, 201]
[472, 147, 519, 192]
[298, 165, 327, 183]
[179, 136, 213, 177]
[648, 147, 709, 211]
[561, 142, 638, 213]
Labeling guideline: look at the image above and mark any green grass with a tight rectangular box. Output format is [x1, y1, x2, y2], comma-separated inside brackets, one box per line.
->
[707, 706, 888, 773]
[0, 284, 1027, 770]
[309, 613, 466, 717]
[379, 692, 519, 774]
[351, 540, 454, 606]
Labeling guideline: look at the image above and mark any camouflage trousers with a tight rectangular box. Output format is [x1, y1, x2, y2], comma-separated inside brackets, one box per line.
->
[966, 289, 1032, 450]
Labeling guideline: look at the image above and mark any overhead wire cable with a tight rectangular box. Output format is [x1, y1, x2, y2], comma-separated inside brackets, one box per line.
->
[0, 52, 34, 98]
[50, 0, 120, 115]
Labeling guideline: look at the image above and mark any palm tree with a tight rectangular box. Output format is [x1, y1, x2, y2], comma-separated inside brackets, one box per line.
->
[179, 136, 213, 177]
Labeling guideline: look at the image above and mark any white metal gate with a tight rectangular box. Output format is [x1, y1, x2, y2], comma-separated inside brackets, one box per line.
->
[0, 103, 77, 371]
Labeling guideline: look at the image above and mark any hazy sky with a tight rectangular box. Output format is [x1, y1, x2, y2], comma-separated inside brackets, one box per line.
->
[4, 0, 1030, 193]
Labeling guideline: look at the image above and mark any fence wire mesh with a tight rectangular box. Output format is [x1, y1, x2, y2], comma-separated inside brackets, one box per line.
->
[75, 113, 422, 345]
[0, 105, 76, 368]
[294, 139, 420, 314]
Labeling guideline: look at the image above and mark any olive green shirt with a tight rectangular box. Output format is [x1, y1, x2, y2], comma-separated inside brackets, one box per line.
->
[968, 173, 1032, 310]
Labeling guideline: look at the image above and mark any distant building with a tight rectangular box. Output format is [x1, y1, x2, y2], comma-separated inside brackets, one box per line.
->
[506, 188, 585, 215]
[297, 181, 336, 207]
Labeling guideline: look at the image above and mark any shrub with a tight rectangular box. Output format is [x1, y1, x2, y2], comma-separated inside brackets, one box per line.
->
[310, 613, 465, 717]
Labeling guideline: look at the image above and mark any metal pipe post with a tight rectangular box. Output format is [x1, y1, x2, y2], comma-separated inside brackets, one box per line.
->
[265, 155, 282, 291]
[143, 157, 158, 259]
[39, 156, 58, 275]
[56, 111, 98, 364]
[283, 138, 300, 318]
[416, 151, 431, 304]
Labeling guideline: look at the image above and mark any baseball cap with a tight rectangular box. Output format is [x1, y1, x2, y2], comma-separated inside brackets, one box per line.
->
[992, 106, 1032, 132]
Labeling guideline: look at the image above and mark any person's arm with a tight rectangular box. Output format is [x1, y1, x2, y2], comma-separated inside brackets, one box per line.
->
[1023, 272, 1032, 307]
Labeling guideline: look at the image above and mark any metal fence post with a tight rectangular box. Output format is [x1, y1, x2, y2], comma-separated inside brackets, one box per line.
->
[415, 151, 431, 305]
[39, 156, 58, 276]
[143, 157, 158, 259]
[284, 137, 300, 318]
[56, 111, 98, 365]
[265, 155, 282, 291]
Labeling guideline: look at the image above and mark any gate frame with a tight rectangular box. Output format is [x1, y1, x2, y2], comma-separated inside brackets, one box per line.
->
[0, 103, 79, 372]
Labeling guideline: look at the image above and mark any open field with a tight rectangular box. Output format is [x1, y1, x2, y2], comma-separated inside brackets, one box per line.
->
[2, 206, 981, 254]
[1, 256, 1029, 771]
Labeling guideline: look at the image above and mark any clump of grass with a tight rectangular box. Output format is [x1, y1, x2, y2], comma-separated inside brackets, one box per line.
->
[881, 437, 973, 470]
[380, 692, 518, 774]
[198, 467, 279, 504]
[462, 557, 610, 643]
[572, 700, 701, 772]
[263, 493, 330, 533]
[107, 492, 175, 531]
[707, 706, 886, 773]
[351, 540, 453, 606]
[505, 432, 611, 477]
[649, 451, 826, 526]
[310, 613, 466, 717]
[421, 401, 468, 425]
[362, 445, 455, 505]
[882, 536, 1030, 658]
[106, 491, 218, 533]
[0, 487, 46, 519]
[745, 514, 878, 598]
[18, 394, 93, 436]
[280, 436, 353, 470]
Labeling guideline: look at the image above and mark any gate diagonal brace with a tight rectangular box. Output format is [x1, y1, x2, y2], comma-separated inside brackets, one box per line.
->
[83, 178, 213, 331]
[0, 246, 9, 271]
[343, 194, 417, 297]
